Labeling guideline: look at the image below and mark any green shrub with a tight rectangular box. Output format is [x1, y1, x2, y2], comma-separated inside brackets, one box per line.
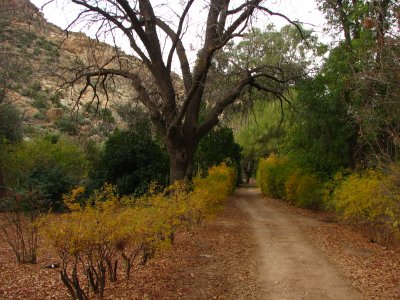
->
[99, 107, 115, 123]
[32, 97, 47, 109]
[194, 126, 242, 182]
[49, 91, 63, 107]
[2, 138, 88, 210]
[54, 116, 78, 135]
[33, 47, 41, 56]
[22, 82, 49, 110]
[33, 112, 47, 120]
[13, 30, 37, 50]
[322, 168, 352, 211]
[0, 103, 22, 142]
[93, 129, 169, 196]
[295, 174, 322, 210]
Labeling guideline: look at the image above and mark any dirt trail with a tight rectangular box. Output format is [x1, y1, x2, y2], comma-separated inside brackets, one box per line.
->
[235, 187, 360, 300]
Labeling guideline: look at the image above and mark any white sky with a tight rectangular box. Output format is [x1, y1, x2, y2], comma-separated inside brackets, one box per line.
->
[31, 0, 327, 31]
[30, 0, 329, 69]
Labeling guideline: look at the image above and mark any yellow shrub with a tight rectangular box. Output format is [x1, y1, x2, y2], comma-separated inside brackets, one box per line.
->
[334, 171, 382, 224]
[39, 163, 236, 297]
[62, 186, 85, 212]
[333, 168, 400, 245]
[322, 168, 352, 211]
[256, 154, 293, 199]
[257, 155, 277, 197]
[192, 163, 236, 222]
[284, 169, 322, 210]
[285, 169, 302, 204]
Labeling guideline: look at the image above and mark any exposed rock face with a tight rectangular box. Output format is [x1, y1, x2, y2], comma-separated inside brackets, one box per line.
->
[46, 108, 64, 122]
[1, 0, 144, 140]
[0, 0, 43, 22]
[0, 0, 38, 11]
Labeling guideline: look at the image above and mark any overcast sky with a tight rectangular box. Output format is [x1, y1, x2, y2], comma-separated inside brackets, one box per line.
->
[31, 0, 326, 30]
[30, 0, 329, 69]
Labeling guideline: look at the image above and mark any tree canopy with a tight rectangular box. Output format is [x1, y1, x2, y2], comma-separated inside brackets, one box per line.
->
[52, 0, 305, 182]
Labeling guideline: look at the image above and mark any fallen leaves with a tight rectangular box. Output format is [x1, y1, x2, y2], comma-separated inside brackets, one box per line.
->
[0, 198, 263, 299]
[305, 219, 400, 299]
[1, 194, 398, 299]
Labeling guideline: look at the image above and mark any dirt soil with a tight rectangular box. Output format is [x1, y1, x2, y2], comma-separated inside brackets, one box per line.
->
[0, 186, 399, 299]
[236, 187, 360, 300]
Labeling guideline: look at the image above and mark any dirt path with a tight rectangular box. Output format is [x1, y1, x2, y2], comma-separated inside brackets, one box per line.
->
[235, 187, 360, 300]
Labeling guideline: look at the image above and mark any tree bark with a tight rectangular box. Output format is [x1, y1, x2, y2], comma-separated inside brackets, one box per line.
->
[167, 144, 195, 184]
[336, 0, 353, 47]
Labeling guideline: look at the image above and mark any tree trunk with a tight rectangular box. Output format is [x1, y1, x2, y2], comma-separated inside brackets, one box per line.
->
[168, 147, 193, 184]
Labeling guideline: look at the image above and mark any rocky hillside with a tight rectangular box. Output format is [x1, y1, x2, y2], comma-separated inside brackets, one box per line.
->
[1, 0, 143, 142]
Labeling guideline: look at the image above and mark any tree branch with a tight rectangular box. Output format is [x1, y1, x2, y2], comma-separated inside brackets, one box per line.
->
[197, 73, 252, 139]
[257, 5, 306, 40]
[71, 0, 151, 66]
[166, 0, 194, 73]
[155, 18, 192, 92]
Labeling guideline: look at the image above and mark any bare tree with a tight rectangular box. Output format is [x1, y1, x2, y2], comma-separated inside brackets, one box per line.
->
[54, 0, 302, 183]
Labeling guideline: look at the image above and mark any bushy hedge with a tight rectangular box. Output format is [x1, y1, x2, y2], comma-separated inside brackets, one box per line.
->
[257, 154, 400, 245]
[257, 154, 323, 210]
[39, 163, 236, 299]
[331, 166, 400, 246]
[257, 154, 291, 198]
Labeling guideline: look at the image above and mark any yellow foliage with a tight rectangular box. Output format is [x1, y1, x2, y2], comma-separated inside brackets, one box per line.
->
[257, 154, 279, 197]
[257, 154, 323, 209]
[285, 169, 302, 204]
[38, 164, 236, 297]
[193, 163, 236, 220]
[333, 170, 383, 223]
[256, 154, 292, 199]
[333, 167, 400, 245]
[62, 186, 85, 212]
[40, 163, 236, 262]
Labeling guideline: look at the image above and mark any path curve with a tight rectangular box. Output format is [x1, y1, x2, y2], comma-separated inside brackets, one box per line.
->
[235, 187, 360, 300]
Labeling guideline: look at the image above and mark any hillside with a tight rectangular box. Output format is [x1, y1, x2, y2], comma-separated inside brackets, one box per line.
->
[1, 0, 143, 141]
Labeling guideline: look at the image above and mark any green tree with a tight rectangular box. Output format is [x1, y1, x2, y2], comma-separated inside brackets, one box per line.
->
[228, 25, 324, 180]
[283, 74, 355, 177]
[234, 100, 288, 182]
[316, 0, 400, 164]
[194, 126, 242, 182]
